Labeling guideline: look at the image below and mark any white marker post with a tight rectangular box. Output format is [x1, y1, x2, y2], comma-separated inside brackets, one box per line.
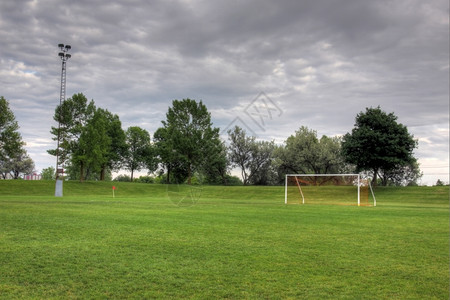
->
[112, 186, 116, 198]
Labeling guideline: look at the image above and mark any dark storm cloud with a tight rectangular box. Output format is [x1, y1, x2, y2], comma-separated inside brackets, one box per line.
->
[0, 0, 448, 184]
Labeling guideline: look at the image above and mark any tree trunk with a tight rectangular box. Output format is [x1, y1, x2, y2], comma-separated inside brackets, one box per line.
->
[241, 164, 248, 185]
[80, 161, 85, 182]
[100, 165, 106, 181]
[130, 169, 134, 182]
[371, 168, 378, 186]
[167, 165, 171, 184]
[187, 164, 191, 185]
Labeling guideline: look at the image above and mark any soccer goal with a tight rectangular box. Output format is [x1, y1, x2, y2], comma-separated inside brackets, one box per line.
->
[284, 174, 375, 206]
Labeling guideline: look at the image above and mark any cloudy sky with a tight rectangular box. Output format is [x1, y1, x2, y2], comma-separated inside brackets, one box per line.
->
[1, 0, 448, 185]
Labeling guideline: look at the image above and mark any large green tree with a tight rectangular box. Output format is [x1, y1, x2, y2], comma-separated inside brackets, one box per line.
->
[155, 99, 222, 184]
[72, 107, 111, 181]
[274, 126, 348, 184]
[48, 93, 96, 174]
[153, 126, 194, 184]
[95, 108, 127, 180]
[154, 127, 181, 183]
[49, 93, 127, 181]
[341, 106, 418, 186]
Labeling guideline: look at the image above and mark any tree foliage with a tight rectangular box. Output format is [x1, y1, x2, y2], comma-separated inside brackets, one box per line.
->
[48, 93, 95, 177]
[41, 166, 56, 180]
[227, 126, 255, 185]
[1, 96, 24, 165]
[124, 126, 152, 181]
[341, 107, 418, 186]
[201, 139, 229, 184]
[100, 109, 128, 178]
[274, 126, 347, 184]
[155, 99, 223, 184]
[0, 96, 34, 179]
[43, 95, 424, 187]
[78, 108, 127, 181]
[248, 140, 276, 185]
[9, 151, 35, 179]
[378, 159, 422, 186]
[48, 93, 127, 181]
[73, 107, 111, 181]
[153, 127, 184, 184]
[227, 126, 275, 185]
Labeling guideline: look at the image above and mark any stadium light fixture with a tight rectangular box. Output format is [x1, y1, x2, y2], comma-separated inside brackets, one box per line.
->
[55, 43, 71, 197]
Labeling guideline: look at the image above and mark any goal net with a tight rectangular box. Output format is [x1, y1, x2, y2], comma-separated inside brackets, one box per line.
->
[285, 174, 374, 206]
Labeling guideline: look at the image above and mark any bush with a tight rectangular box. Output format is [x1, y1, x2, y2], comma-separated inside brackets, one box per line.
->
[135, 176, 155, 183]
[435, 179, 445, 186]
[114, 174, 131, 182]
[154, 174, 168, 184]
[41, 166, 55, 180]
[223, 175, 243, 186]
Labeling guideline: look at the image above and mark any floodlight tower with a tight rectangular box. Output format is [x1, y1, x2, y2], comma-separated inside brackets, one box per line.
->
[55, 43, 71, 197]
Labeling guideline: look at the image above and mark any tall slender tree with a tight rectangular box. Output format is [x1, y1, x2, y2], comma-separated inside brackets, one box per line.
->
[227, 126, 255, 185]
[48, 93, 96, 173]
[72, 107, 111, 181]
[155, 99, 222, 184]
[124, 126, 152, 181]
[96, 108, 127, 180]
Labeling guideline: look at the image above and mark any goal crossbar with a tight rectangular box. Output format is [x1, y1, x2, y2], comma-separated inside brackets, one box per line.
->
[285, 174, 363, 206]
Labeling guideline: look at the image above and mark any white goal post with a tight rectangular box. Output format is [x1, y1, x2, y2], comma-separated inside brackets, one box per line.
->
[284, 174, 375, 206]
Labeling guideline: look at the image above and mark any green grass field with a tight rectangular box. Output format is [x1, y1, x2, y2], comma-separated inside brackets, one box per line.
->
[0, 181, 448, 299]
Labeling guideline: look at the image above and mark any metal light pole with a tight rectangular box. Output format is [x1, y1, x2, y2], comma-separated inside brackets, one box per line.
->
[55, 43, 71, 197]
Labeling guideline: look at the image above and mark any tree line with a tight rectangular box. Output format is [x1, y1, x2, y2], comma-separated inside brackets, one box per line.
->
[0, 94, 422, 186]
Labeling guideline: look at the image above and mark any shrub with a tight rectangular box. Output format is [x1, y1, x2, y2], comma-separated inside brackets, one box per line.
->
[114, 174, 131, 182]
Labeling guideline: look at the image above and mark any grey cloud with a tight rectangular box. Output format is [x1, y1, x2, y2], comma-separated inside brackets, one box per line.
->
[0, 0, 447, 184]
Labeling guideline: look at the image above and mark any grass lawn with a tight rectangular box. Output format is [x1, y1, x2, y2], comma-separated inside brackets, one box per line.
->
[0, 181, 448, 299]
